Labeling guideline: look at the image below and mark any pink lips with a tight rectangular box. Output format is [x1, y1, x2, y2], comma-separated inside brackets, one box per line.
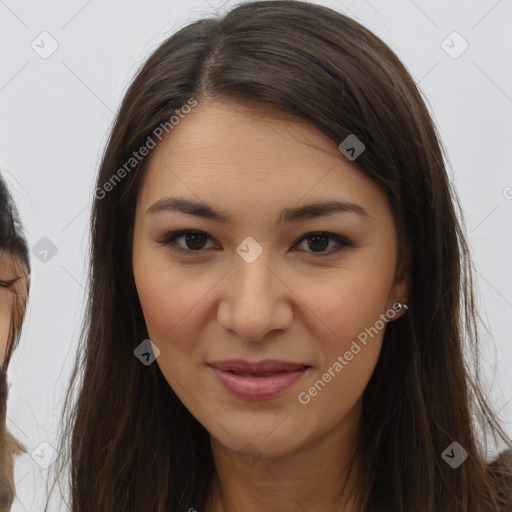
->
[208, 359, 310, 400]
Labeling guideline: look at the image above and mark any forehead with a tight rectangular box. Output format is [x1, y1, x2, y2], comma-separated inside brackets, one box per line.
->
[149, 100, 337, 170]
[137, 101, 390, 222]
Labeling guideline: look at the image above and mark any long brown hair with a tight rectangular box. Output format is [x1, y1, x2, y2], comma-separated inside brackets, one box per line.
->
[51, 1, 512, 510]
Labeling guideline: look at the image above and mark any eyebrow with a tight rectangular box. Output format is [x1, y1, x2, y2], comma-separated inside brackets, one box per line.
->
[146, 196, 369, 225]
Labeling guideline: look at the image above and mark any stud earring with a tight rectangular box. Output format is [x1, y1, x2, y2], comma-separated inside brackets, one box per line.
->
[393, 300, 408, 312]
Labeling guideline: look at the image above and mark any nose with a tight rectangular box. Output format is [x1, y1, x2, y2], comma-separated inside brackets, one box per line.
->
[217, 249, 293, 342]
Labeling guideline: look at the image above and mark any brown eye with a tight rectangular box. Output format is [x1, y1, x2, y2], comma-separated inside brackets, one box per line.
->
[158, 230, 353, 257]
[293, 232, 353, 255]
[158, 230, 217, 254]
[182, 232, 208, 250]
[305, 234, 330, 252]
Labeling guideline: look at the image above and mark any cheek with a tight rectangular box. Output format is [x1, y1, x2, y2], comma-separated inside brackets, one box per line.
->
[133, 262, 204, 391]
[303, 270, 393, 348]
[297, 301, 385, 425]
[134, 266, 188, 340]
[294, 269, 392, 409]
[0, 295, 13, 363]
[132, 248, 215, 351]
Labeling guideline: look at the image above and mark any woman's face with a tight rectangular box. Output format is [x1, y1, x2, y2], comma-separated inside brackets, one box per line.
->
[132, 101, 407, 458]
[0, 252, 26, 366]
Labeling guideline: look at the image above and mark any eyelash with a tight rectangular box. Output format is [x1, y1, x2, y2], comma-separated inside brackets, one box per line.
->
[157, 230, 354, 257]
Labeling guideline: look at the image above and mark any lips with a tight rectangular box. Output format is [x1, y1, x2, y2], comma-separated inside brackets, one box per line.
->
[208, 359, 310, 374]
[208, 361, 311, 400]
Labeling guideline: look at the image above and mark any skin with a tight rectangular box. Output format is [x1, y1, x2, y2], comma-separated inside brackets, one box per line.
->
[132, 101, 408, 512]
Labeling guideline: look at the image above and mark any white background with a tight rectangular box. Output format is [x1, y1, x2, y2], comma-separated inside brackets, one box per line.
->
[1, 0, 511, 509]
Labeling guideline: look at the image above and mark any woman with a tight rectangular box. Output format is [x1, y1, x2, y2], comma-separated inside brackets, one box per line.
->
[0, 173, 29, 511]
[54, 1, 512, 510]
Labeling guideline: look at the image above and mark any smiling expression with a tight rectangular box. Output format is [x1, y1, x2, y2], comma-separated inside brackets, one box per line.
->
[132, 100, 407, 457]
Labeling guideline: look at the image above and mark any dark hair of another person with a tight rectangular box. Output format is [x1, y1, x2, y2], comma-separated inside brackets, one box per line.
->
[50, 1, 512, 511]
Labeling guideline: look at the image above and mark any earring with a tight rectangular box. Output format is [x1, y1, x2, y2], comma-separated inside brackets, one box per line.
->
[393, 300, 408, 312]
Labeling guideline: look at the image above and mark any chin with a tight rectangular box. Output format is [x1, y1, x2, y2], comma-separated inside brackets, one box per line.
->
[209, 422, 302, 459]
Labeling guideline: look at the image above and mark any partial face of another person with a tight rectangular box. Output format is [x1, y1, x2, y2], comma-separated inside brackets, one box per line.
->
[0, 251, 27, 511]
[132, 101, 407, 458]
[0, 252, 27, 367]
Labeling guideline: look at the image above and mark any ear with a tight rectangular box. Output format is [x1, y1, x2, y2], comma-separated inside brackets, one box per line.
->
[388, 253, 410, 317]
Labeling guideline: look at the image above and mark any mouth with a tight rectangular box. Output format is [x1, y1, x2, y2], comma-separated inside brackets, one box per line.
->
[207, 359, 311, 374]
[207, 361, 311, 400]
[222, 370, 301, 377]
